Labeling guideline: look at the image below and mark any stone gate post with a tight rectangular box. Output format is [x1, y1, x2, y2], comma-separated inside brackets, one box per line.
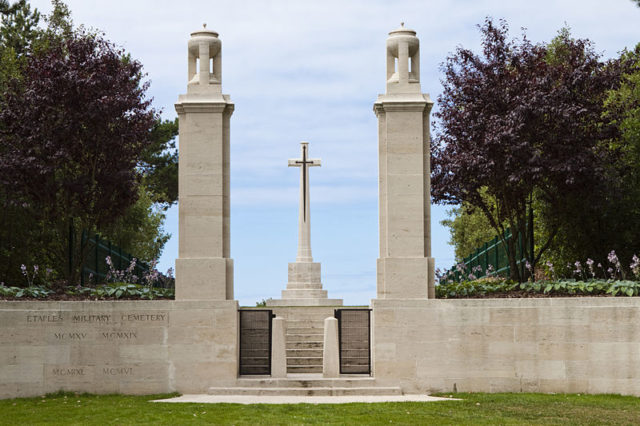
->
[374, 24, 435, 299]
[175, 25, 234, 300]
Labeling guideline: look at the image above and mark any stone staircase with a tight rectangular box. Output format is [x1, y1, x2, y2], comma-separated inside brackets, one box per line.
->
[286, 318, 325, 373]
[224, 306, 389, 397]
[209, 375, 402, 396]
[270, 306, 336, 373]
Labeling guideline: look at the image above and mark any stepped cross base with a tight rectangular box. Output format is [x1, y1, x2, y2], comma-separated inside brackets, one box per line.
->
[265, 262, 343, 307]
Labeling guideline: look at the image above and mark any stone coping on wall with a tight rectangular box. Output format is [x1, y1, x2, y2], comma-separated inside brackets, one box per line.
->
[372, 297, 640, 308]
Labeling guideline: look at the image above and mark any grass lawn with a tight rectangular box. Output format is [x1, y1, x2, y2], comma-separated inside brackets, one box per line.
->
[1, 392, 639, 425]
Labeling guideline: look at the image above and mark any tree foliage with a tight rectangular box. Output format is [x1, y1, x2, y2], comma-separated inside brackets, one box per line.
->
[431, 19, 620, 281]
[441, 202, 497, 262]
[141, 118, 178, 208]
[548, 43, 640, 269]
[0, 0, 40, 93]
[0, 22, 157, 283]
[102, 186, 170, 263]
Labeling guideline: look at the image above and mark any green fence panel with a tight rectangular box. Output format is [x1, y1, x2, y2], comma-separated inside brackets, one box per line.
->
[80, 234, 149, 286]
[443, 227, 528, 282]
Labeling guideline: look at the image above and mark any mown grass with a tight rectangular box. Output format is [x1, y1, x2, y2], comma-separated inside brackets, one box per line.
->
[1, 392, 639, 425]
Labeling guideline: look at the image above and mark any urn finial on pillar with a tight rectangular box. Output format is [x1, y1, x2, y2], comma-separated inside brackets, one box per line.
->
[187, 25, 222, 92]
[385, 23, 420, 94]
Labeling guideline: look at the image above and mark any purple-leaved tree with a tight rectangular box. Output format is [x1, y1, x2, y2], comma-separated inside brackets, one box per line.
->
[431, 19, 620, 281]
[0, 28, 157, 284]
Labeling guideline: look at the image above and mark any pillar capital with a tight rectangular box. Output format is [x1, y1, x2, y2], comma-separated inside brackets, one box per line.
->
[386, 23, 421, 94]
[186, 24, 223, 95]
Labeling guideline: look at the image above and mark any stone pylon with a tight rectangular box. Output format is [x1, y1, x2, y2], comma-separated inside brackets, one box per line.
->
[174, 25, 234, 300]
[374, 23, 435, 299]
[267, 142, 342, 306]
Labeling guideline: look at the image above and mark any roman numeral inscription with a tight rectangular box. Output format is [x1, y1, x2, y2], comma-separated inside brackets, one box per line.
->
[103, 367, 133, 376]
[54, 332, 87, 340]
[52, 368, 85, 376]
[101, 331, 138, 340]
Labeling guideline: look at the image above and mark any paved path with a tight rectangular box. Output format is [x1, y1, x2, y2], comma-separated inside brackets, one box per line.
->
[153, 394, 459, 405]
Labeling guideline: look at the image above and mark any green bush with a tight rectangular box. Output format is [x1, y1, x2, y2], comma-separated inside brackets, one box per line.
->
[436, 278, 640, 298]
[0, 283, 173, 300]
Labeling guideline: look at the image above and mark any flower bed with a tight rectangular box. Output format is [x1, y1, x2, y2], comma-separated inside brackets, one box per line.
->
[0, 282, 174, 301]
[436, 278, 640, 299]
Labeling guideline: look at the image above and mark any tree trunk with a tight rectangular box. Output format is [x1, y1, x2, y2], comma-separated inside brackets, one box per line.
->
[507, 236, 521, 281]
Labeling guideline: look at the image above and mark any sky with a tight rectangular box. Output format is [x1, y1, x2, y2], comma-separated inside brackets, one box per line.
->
[30, 0, 640, 306]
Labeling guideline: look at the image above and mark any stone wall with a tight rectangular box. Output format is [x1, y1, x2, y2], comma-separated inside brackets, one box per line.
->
[3, 298, 640, 399]
[0, 300, 238, 399]
[372, 298, 640, 396]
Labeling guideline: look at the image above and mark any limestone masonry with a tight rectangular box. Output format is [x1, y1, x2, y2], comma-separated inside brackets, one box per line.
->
[174, 25, 234, 301]
[1, 25, 640, 399]
[374, 23, 435, 299]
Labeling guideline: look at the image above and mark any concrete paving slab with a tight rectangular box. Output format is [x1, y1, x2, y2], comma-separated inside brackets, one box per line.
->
[153, 394, 460, 405]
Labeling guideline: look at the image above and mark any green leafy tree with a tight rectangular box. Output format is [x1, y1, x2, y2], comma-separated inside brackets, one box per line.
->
[0, 0, 40, 93]
[141, 118, 179, 208]
[101, 186, 170, 263]
[441, 203, 497, 262]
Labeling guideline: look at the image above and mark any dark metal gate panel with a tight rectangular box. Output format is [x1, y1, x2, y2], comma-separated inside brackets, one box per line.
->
[239, 310, 272, 375]
[335, 309, 371, 374]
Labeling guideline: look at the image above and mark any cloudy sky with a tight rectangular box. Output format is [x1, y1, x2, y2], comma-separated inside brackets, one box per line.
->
[30, 0, 640, 306]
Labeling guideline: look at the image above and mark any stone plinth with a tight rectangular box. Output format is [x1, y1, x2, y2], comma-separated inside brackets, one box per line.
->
[266, 262, 343, 306]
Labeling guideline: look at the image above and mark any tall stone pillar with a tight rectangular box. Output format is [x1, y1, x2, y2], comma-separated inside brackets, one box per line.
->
[374, 24, 435, 299]
[175, 25, 234, 300]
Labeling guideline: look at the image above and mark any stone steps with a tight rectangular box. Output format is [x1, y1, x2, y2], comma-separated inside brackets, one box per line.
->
[286, 349, 322, 358]
[286, 365, 323, 373]
[208, 386, 402, 396]
[236, 376, 377, 387]
[288, 327, 323, 335]
[210, 376, 395, 396]
[288, 341, 323, 350]
[267, 306, 368, 374]
[286, 317, 325, 373]
[286, 356, 323, 366]
[286, 334, 322, 342]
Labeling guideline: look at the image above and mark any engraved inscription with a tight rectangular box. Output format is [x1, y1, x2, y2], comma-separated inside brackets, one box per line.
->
[103, 367, 133, 376]
[27, 314, 63, 323]
[101, 331, 137, 340]
[72, 314, 111, 323]
[121, 313, 166, 322]
[54, 332, 87, 340]
[52, 368, 85, 376]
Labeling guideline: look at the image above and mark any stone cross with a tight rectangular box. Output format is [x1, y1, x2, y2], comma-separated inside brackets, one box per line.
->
[288, 141, 321, 262]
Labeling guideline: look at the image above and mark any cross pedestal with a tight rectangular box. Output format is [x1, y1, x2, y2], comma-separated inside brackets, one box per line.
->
[267, 142, 342, 307]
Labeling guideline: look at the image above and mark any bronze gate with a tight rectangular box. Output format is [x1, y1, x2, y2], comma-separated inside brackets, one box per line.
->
[335, 309, 371, 374]
[238, 309, 273, 375]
